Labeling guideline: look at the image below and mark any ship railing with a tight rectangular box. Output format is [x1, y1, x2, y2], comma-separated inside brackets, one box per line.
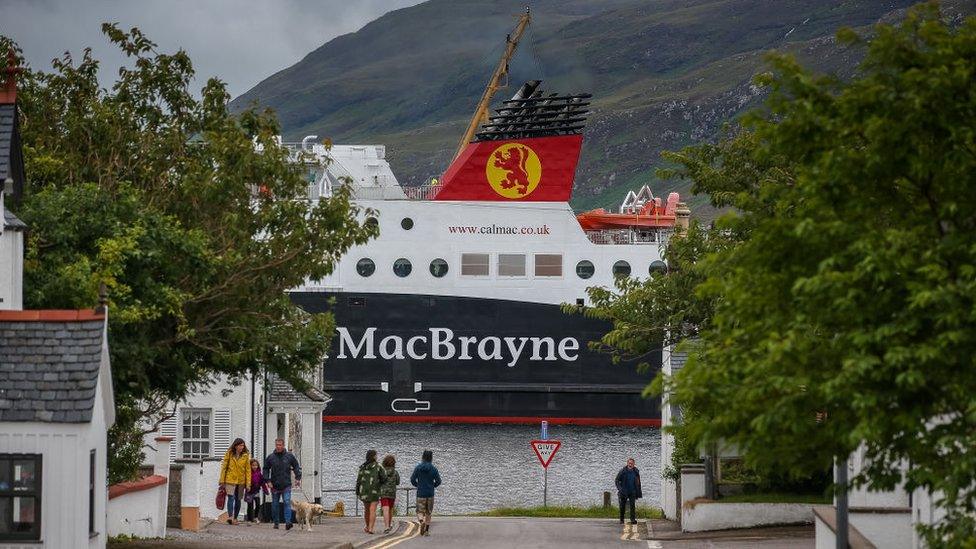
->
[584, 228, 665, 245]
[322, 487, 417, 517]
[346, 184, 442, 200]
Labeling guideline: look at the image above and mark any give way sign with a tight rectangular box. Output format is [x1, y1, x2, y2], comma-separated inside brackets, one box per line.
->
[531, 440, 561, 468]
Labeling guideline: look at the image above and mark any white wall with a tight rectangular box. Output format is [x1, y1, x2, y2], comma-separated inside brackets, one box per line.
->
[0, 420, 107, 549]
[0, 224, 23, 310]
[850, 511, 912, 549]
[107, 485, 167, 539]
[682, 502, 813, 532]
[143, 374, 263, 463]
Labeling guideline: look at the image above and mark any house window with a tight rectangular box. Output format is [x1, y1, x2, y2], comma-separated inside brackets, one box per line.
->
[0, 454, 42, 541]
[534, 254, 562, 277]
[498, 254, 526, 277]
[461, 253, 489, 276]
[89, 450, 95, 536]
[181, 409, 212, 459]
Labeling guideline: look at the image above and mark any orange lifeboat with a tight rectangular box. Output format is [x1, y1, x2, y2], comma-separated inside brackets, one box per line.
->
[577, 187, 680, 230]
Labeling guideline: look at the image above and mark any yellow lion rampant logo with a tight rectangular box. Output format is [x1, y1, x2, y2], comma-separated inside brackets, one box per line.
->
[485, 143, 542, 199]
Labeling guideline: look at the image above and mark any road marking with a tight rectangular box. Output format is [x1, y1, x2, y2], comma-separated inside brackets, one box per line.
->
[647, 541, 663, 548]
[370, 520, 420, 549]
[620, 522, 642, 541]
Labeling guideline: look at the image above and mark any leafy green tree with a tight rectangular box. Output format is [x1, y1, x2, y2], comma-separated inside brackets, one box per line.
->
[4, 26, 375, 482]
[664, 4, 976, 543]
[584, 2, 976, 542]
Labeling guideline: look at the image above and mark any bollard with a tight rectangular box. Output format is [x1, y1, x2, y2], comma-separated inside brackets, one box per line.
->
[603, 491, 611, 509]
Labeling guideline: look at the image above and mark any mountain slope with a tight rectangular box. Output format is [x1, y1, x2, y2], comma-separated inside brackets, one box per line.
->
[232, 0, 975, 215]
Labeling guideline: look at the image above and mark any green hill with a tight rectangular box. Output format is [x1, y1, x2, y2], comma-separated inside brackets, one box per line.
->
[231, 0, 975, 215]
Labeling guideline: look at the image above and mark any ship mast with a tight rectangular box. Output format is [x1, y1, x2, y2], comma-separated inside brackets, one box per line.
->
[451, 7, 532, 162]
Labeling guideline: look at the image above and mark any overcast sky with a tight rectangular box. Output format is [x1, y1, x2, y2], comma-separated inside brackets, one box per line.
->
[0, 0, 424, 98]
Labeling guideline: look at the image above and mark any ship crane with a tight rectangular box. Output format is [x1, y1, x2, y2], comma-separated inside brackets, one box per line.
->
[451, 7, 532, 162]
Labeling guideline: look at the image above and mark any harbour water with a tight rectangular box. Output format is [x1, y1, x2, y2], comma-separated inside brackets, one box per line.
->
[319, 423, 661, 514]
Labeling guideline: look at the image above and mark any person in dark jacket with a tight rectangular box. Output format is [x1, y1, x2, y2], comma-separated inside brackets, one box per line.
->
[410, 450, 441, 537]
[614, 458, 642, 524]
[263, 438, 302, 530]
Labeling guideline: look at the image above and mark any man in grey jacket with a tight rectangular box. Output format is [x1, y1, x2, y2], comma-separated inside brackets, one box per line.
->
[263, 438, 302, 530]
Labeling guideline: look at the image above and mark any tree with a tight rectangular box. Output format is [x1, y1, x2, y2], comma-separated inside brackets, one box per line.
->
[668, 4, 976, 543]
[586, 3, 976, 542]
[4, 26, 376, 482]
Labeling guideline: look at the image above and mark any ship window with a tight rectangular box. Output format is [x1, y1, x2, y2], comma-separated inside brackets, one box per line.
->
[429, 258, 449, 278]
[365, 216, 378, 230]
[649, 260, 667, 275]
[401, 217, 414, 230]
[576, 260, 595, 279]
[461, 253, 489, 276]
[498, 254, 526, 277]
[356, 258, 375, 277]
[393, 258, 412, 278]
[613, 260, 632, 278]
[534, 254, 562, 277]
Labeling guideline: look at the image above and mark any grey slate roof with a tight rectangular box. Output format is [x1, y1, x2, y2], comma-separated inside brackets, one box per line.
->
[3, 207, 25, 230]
[0, 104, 13, 183]
[268, 375, 330, 404]
[0, 318, 105, 422]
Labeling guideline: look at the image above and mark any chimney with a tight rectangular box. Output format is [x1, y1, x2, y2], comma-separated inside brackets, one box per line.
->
[0, 49, 21, 105]
[675, 202, 691, 235]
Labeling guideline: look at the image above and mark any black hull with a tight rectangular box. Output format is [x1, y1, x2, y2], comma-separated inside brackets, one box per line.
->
[290, 292, 662, 425]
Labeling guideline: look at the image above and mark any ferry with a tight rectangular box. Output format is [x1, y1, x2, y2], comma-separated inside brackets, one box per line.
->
[287, 12, 689, 427]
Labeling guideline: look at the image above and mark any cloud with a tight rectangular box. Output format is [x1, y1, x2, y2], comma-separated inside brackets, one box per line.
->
[0, 0, 424, 97]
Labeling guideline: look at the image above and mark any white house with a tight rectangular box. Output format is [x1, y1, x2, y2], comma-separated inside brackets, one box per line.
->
[143, 370, 331, 523]
[0, 55, 117, 549]
[0, 309, 116, 548]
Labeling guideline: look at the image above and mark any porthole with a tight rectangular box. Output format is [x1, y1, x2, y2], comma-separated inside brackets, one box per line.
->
[649, 260, 667, 275]
[393, 258, 412, 278]
[429, 258, 449, 278]
[356, 258, 375, 277]
[612, 260, 631, 278]
[576, 260, 595, 279]
[401, 217, 414, 230]
[365, 217, 379, 231]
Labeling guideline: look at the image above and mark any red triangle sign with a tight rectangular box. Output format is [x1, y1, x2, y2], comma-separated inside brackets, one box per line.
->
[531, 440, 561, 468]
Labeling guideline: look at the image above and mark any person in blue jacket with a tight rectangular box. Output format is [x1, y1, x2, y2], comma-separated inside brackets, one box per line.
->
[410, 450, 441, 536]
[614, 457, 642, 524]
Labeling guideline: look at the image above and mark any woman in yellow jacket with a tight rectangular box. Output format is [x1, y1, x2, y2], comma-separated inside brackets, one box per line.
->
[219, 438, 252, 525]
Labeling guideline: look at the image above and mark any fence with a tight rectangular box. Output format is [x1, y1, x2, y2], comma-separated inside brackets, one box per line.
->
[322, 487, 417, 517]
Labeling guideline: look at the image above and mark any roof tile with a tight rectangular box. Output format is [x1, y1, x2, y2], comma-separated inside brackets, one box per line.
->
[0, 316, 105, 423]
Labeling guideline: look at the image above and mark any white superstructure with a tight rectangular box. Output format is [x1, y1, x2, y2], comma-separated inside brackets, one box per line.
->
[290, 140, 683, 307]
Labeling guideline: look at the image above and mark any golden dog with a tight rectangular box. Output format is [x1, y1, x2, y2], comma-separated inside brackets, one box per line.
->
[292, 500, 328, 532]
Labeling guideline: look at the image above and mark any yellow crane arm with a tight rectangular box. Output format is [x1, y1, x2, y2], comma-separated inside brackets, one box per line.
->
[452, 8, 532, 162]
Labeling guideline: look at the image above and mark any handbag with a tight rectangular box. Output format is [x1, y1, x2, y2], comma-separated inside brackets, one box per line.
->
[215, 454, 230, 509]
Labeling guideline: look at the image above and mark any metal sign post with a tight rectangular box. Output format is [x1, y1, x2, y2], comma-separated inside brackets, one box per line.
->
[531, 439, 561, 508]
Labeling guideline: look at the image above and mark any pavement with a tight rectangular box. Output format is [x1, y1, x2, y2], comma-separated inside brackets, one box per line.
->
[109, 516, 815, 549]
[108, 517, 409, 549]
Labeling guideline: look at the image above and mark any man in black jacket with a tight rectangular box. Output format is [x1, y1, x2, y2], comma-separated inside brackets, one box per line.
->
[614, 458, 642, 524]
[263, 438, 302, 530]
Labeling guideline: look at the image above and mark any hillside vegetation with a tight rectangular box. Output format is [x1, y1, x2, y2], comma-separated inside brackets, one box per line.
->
[232, 0, 975, 214]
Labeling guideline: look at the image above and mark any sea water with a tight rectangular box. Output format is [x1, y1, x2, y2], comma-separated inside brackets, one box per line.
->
[319, 423, 660, 514]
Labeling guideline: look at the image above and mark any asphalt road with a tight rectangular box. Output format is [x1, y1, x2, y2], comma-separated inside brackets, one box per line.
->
[365, 518, 815, 549]
[367, 517, 649, 549]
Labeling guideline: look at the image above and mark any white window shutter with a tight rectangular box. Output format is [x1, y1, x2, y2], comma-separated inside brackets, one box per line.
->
[212, 409, 232, 458]
[160, 414, 178, 461]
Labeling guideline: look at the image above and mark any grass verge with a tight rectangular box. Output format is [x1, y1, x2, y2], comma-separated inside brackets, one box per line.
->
[473, 504, 663, 519]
